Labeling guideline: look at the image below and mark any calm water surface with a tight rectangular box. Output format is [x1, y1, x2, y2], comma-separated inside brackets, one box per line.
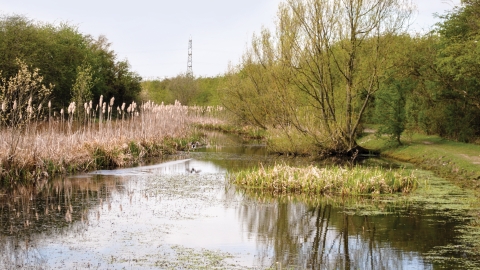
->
[0, 135, 478, 269]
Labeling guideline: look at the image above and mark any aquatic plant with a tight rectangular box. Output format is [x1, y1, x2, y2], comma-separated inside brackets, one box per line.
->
[230, 164, 418, 196]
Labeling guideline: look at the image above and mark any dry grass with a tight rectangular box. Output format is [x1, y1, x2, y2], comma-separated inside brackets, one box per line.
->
[187, 105, 227, 126]
[230, 163, 418, 196]
[0, 99, 224, 185]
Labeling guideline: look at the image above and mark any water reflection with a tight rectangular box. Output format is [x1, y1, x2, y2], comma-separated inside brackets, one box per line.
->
[0, 176, 123, 268]
[237, 194, 461, 269]
[0, 143, 477, 268]
[87, 158, 226, 176]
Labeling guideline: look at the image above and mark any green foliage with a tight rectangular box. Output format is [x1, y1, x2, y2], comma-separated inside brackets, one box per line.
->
[0, 15, 142, 111]
[110, 60, 142, 105]
[168, 73, 198, 105]
[266, 128, 318, 156]
[222, 29, 301, 131]
[429, 1, 480, 141]
[140, 75, 223, 106]
[366, 22, 480, 144]
[71, 63, 94, 120]
[373, 77, 415, 144]
[195, 77, 222, 105]
[141, 79, 174, 104]
[196, 122, 266, 139]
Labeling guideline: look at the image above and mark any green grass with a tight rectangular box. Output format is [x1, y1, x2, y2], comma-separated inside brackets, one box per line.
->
[358, 133, 480, 187]
[230, 163, 418, 196]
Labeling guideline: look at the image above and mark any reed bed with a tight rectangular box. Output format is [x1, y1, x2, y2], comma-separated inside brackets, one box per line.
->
[187, 105, 228, 128]
[0, 98, 221, 185]
[230, 164, 418, 196]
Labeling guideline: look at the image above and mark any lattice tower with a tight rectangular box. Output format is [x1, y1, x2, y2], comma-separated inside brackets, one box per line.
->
[187, 38, 193, 77]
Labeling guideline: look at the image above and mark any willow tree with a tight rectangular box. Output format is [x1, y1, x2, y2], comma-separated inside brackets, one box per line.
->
[283, 0, 413, 152]
[223, 27, 299, 130]
[226, 0, 413, 154]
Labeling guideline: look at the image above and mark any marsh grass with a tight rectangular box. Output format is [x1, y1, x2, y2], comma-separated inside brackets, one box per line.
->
[0, 99, 224, 185]
[230, 163, 418, 196]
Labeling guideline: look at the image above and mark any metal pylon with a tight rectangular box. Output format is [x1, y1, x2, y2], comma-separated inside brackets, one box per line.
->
[187, 38, 193, 77]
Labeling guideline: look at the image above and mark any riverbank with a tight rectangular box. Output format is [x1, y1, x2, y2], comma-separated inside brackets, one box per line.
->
[359, 133, 480, 191]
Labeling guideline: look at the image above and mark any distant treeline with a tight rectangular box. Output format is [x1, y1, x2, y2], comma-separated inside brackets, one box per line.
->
[141, 75, 223, 106]
[0, 15, 141, 111]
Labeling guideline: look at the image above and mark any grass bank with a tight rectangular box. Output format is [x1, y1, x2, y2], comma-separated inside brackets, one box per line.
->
[359, 133, 480, 190]
[230, 163, 418, 196]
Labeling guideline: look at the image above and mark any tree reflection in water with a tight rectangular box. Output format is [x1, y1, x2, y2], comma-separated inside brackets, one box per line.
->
[0, 176, 123, 268]
[237, 192, 458, 269]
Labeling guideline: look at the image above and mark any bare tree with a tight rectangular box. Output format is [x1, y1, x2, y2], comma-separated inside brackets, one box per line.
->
[280, 0, 413, 152]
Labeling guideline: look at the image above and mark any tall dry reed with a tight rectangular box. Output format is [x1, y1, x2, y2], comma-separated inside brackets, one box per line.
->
[187, 105, 226, 126]
[0, 98, 223, 184]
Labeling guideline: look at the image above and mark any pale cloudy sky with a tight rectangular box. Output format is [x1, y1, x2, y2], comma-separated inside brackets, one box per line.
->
[0, 0, 461, 79]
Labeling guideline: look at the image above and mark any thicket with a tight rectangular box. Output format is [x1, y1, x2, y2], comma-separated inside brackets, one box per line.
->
[370, 1, 480, 144]
[0, 15, 141, 112]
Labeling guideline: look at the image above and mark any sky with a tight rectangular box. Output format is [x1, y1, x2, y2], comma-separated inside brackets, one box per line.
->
[0, 0, 462, 79]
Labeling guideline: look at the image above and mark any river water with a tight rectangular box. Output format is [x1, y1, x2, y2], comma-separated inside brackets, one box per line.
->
[0, 134, 479, 269]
